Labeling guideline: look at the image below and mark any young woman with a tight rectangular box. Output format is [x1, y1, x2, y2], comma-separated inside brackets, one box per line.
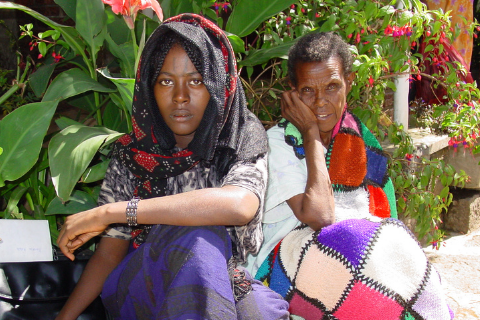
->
[56, 13, 289, 320]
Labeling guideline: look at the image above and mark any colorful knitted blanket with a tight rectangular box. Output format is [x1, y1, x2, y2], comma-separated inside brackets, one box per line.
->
[255, 111, 452, 319]
[256, 219, 453, 320]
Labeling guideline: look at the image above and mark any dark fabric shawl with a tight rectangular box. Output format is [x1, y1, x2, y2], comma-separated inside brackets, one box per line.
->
[113, 13, 267, 200]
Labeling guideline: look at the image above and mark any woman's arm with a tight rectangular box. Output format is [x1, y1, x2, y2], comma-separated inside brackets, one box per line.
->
[281, 90, 335, 230]
[57, 185, 259, 260]
[55, 237, 129, 320]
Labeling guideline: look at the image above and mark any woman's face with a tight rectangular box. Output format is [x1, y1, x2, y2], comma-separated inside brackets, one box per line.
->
[154, 44, 210, 149]
[292, 56, 353, 140]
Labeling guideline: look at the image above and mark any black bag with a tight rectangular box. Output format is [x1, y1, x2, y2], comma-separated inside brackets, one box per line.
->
[0, 259, 106, 320]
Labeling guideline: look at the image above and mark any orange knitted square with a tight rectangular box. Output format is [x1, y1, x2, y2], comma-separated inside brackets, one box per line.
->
[329, 133, 366, 187]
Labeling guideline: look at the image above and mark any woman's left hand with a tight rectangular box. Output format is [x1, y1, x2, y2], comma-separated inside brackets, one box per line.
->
[57, 205, 113, 261]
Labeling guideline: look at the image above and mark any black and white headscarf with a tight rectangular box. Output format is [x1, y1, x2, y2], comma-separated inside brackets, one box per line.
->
[113, 13, 267, 199]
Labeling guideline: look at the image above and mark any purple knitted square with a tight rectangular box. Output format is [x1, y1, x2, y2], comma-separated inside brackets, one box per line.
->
[317, 219, 380, 267]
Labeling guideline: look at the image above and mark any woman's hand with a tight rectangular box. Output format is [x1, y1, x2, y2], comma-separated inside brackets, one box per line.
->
[281, 90, 318, 136]
[57, 204, 115, 261]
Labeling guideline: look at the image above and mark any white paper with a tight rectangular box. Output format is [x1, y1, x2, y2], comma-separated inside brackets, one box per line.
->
[0, 220, 53, 262]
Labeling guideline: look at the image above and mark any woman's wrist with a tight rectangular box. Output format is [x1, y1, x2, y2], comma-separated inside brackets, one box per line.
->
[102, 201, 129, 225]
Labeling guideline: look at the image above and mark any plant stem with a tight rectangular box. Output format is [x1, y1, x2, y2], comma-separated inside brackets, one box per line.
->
[131, 27, 138, 59]
[0, 84, 20, 107]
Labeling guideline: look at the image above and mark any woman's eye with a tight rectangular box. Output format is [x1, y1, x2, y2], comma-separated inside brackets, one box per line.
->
[159, 79, 172, 86]
[190, 79, 204, 85]
[301, 87, 313, 93]
[327, 83, 339, 91]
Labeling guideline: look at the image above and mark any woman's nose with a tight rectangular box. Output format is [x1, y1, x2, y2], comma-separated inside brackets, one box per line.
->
[313, 94, 327, 109]
[173, 84, 189, 104]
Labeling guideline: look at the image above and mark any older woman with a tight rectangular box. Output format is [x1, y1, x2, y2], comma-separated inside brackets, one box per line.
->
[244, 32, 453, 320]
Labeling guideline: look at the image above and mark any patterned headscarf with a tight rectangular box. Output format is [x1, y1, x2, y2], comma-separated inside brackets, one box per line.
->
[113, 14, 267, 199]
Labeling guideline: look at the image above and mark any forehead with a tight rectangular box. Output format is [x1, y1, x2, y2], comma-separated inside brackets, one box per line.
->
[295, 56, 345, 84]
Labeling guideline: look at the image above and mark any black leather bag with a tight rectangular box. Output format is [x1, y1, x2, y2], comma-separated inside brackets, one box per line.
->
[0, 259, 106, 320]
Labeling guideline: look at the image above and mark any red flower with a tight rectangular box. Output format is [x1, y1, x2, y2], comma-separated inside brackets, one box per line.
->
[368, 76, 374, 86]
[103, 0, 163, 29]
[52, 51, 64, 63]
[384, 25, 393, 35]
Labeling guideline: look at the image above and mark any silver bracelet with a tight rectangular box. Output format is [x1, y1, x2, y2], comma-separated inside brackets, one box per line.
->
[126, 197, 140, 227]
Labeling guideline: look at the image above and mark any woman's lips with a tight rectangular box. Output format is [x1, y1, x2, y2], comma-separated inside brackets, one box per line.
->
[170, 110, 193, 122]
[316, 113, 330, 120]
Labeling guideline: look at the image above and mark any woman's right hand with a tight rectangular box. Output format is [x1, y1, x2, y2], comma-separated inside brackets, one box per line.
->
[281, 90, 319, 137]
[57, 204, 116, 260]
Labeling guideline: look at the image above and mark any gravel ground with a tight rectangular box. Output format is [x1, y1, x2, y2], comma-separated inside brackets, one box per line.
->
[423, 229, 480, 319]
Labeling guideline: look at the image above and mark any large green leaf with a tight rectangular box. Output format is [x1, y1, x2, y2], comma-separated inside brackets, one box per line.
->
[75, 0, 105, 54]
[97, 67, 135, 114]
[0, 101, 59, 186]
[226, 0, 296, 37]
[42, 68, 116, 102]
[240, 39, 298, 67]
[55, 0, 77, 22]
[45, 190, 97, 215]
[49, 125, 123, 202]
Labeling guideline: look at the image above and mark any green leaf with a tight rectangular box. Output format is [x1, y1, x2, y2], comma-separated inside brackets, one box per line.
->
[49, 125, 123, 202]
[42, 68, 116, 102]
[75, 0, 105, 52]
[105, 33, 135, 78]
[55, 116, 83, 130]
[226, 33, 245, 54]
[45, 190, 97, 215]
[29, 63, 56, 98]
[97, 67, 134, 114]
[81, 159, 111, 183]
[319, 15, 338, 32]
[55, 0, 77, 22]
[240, 39, 297, 67]
[0, 100, 59, 183]
[226, 0, 297, 37]
[439, 186, 450, 199]
[5, 186, 29, 219]
[103, 100, 129, 133]
[38, 41, 47, 56]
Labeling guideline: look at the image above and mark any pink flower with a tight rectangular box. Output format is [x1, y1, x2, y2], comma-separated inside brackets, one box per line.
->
[103, 0, 163, 29]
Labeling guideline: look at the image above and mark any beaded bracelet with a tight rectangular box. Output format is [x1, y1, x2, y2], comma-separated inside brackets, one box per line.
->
[126, 197, 140, 227]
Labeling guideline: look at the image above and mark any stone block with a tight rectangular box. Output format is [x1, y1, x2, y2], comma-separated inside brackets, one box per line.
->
[444, 189, 480, 234]
[440, 144, 480, 190]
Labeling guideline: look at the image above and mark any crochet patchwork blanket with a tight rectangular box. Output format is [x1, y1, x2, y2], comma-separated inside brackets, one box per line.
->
[256, 219, 453, 320]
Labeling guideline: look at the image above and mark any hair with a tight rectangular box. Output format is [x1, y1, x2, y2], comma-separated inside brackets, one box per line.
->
[287, 32, 353, 86]
[150, 31, 204, 89]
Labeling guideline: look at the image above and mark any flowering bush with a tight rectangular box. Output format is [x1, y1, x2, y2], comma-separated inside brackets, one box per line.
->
[233, 0, 476, 245]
